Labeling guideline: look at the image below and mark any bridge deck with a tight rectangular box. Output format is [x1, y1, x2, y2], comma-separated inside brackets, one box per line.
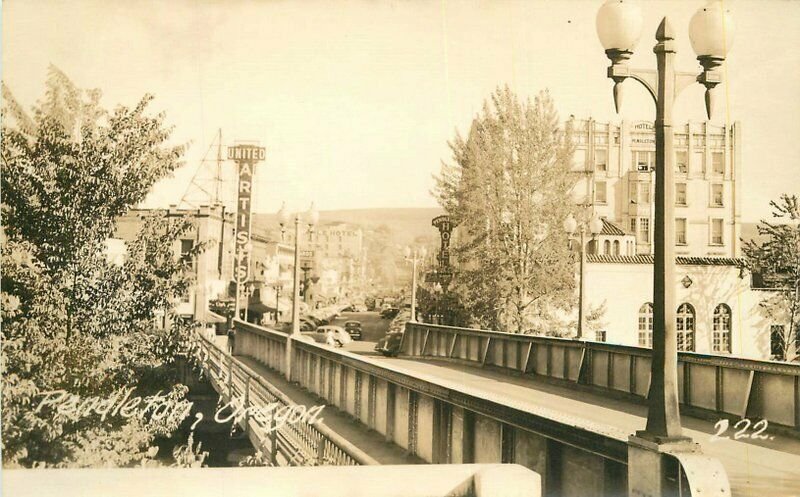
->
[232, 353, 424, 466]
[381, 357, 800, 497]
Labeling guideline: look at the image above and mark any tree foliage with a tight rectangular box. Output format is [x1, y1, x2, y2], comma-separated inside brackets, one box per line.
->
[1, 66, 202, 466]
[434, 87, 579, 333]
[742, 194, 800, 361]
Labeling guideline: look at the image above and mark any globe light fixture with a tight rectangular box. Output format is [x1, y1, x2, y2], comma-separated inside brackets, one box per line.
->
[690, 1, 735, 118]
[596, 0, 644, 113]
[563, 213, 578, 235]
[589, 216, 604, 236]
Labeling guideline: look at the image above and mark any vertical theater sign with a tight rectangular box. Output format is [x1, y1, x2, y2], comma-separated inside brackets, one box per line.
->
[228, 144, 266, 314]
[431, 215, 455, 291]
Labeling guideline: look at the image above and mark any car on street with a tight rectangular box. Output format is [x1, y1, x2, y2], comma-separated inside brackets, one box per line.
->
[343, 320, 363, 341]
[375, 331, 404, 357]
[300, 330, 341, 348]
[380, 307, 399, 319]
[315, 325, 352, 346]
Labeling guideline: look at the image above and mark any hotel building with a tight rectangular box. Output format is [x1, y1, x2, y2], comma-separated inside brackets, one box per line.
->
[569, 118, 742, 258]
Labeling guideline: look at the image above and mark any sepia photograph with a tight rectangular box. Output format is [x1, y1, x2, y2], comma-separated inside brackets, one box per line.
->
[1, 1, 799, 496]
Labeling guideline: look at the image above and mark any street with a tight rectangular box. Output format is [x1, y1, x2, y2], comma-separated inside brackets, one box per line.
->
[330, 311, 390, 355]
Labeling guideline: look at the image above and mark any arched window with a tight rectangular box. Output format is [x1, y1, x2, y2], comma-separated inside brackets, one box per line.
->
[604, 240, 611, 255]
[613, 240, 620, 256]
[676, 303, 695, 352]
[712, 304, 732, 353]
[638, 303, 653, 348]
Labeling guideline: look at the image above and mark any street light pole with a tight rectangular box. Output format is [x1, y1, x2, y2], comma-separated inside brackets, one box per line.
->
[404, 247, 427, 322]
[279, 203, 318, 382]
[564, 214, 602, 340]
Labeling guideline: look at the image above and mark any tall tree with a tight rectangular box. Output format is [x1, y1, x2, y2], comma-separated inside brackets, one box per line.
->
[434, 87, 578, 333]
[742, 194, 800, 362]
[1, 66, 201, 466]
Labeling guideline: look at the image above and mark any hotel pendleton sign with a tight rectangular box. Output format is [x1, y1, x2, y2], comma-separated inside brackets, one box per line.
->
[228, 144, 266, 284]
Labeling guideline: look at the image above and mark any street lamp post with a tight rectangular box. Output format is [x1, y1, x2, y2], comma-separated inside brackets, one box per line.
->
[273, 283, 283, 324]
[278, 202, 319, 381]
[596, 1, 734, 494]
[563, 214, 603, 340]
[404, 247, 427, 322]
[597, 0, 734, 444]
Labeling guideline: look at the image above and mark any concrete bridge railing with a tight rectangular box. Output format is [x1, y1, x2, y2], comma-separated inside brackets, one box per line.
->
[402, 322, 800, 434]
[194, 332, 377, 466]
[233, 319, 632, 497]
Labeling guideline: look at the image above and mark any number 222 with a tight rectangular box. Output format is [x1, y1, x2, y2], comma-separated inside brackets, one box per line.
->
[710, 419, 769, 441]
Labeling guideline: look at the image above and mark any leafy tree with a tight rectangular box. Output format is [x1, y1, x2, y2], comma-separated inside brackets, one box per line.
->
[742, 194, 800, 362]
[1, 66, 202, 466]
[434, 87, 579, 333]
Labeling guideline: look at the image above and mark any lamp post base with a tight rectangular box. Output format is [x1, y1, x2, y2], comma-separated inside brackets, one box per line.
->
[627, 434, 730, 497]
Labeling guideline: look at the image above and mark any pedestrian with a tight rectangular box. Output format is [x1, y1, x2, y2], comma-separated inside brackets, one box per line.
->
[227, 326, 235, 355]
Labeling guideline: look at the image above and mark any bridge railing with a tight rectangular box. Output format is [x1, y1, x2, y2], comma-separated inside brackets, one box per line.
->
[193, 331, 377, 466]
[401, 322, 800, 432]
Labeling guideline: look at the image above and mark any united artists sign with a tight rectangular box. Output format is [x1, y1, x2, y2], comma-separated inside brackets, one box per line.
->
[228, 145, 266, 284]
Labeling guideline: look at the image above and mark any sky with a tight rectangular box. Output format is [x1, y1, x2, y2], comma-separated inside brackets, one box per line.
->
[3, 0, 799, 221]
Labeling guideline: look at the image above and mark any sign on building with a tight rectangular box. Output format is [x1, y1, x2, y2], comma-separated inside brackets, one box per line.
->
[228, 145, 266, 284]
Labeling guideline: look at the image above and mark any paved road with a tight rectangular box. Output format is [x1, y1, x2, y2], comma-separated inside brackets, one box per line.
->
[331, 311, 390, 354]
[375, 357, 800, 497]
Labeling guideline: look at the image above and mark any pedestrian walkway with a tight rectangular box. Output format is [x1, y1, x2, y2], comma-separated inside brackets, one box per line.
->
[382, 357, 800, 497]
[218, 351, 423, 465]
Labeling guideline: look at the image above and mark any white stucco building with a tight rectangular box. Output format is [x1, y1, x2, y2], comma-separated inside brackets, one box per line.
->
[583, 255, 788, 360]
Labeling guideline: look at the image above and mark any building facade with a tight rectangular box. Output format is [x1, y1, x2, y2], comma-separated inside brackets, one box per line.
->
[570, 118, 742, 258]
[583, 255, 790, 361]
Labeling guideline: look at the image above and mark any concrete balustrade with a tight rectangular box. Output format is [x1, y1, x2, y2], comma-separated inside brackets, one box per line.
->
[403, 322, 800, 433]
[234, 320, 628, 497]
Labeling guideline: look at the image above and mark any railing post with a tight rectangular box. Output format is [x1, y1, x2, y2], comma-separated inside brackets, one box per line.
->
[316, 436, 325, 465]
[243, 376, 251, 434]
[269, 411, 278, 465]
[227, 355, 233, 400]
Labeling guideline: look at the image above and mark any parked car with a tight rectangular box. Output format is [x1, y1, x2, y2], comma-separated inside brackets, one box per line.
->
[375, 331, 404, 357]
[315, 325, 352, 346]
[380, 307, 400, 319]
[301, 330, 341, 348]
[352, 303, 367, 313]
[343, 320, 363, 341]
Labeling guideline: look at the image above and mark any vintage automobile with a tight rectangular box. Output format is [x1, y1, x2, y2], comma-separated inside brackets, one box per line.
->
[343, 320, 363, 341]
[301, 328, 343, 348]
[374, 331, 404, 357]
[315, 325, 352, 346]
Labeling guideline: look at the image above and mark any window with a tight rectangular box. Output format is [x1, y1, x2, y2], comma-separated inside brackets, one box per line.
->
[676, 303, 695, 352]
[180, 289, 191, 304]
[595, 149, 607, 172]
[638, 303, 653, 348]
[712, 152, 724, 175]
[712, 304, 732, 353]
[639, 217, 650, 243]
[633, 150, 654, 171]
[676, 151, 688, 173]
[676, 218, 687, 245]
[180, 239, 195, 265]
[770, 325, 786, 359]
[613, 240, 620, 256]
[596, 330, 607, 342]
[676, 183, 687, 206]
[639, 182, 651, 204]
[629, 182, 638, 204]
[711, 183, 723, 207]
[693, 151, 705, 173]
[595, 181, 607, 203]
[711, 218, 724, 245]
[630, 218, 636, 233]
[604, 240, 611, 255]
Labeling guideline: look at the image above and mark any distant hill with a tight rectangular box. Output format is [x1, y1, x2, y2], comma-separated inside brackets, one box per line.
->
[252, 207, 445, 246]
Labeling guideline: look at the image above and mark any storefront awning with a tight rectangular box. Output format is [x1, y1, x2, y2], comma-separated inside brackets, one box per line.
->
[246, 302, 277, 314]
